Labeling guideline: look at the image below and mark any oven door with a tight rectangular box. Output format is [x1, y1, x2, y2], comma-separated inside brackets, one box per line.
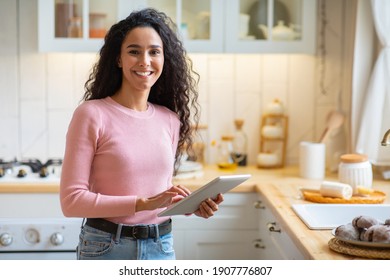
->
[0, 251, 76, 260]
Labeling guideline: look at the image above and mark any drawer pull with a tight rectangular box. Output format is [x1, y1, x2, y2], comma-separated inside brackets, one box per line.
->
[252, 239, 266, 249]
[253, 201, 266, 209]
[267, 222, 281, 233]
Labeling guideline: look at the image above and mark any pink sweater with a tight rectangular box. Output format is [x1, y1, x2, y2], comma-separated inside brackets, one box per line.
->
[60, 97, 180, 225]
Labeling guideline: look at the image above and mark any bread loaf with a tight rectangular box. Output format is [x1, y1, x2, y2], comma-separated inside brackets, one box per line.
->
[320, 181, 353, 199]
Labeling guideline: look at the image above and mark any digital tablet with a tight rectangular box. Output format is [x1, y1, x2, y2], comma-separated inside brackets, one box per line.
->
[158, 174, 251, 217]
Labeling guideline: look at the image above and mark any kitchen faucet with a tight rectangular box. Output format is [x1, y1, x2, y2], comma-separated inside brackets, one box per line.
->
[381, 129, 390, 146]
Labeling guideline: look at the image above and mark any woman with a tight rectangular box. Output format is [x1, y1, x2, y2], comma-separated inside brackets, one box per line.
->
[60, 8, 223, 260]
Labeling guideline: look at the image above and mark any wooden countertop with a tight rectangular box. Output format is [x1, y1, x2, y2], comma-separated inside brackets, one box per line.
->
[1, 164, 389, 260]
[0, 183, 59, 193]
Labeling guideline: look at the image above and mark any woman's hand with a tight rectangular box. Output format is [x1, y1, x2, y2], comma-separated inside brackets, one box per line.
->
[193, 193, 224, 219]
[136, 185, 191, 212]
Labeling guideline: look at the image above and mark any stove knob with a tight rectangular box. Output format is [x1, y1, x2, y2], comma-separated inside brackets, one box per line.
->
[50, 232, 64, 246]
[25, 228, 40, 244]
[0, 233, 13, 246]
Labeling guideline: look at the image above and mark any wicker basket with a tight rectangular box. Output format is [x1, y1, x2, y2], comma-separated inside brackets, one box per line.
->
[302, 189, 386, 204]
[328, 238, 390, 259]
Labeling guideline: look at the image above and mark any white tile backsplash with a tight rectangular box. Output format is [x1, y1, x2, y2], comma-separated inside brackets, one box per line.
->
[47, 54, 76, 110]
[19, 54, 46, 100]
[0, 56, 18, 118]
[234, 55, 261, 93]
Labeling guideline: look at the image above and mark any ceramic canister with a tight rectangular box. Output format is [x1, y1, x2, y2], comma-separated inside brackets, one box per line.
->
[261, 125, 283, 138]
[338, 154, 373, 195]
[257, 152, 279, 167]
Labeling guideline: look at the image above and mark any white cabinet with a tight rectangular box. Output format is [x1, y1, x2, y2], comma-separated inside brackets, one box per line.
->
[225, 0, 317, 53]
[123, 0, 224, 53]
[38, 0, 121, 52]
[171, 192, 305, 260]
[254, 195, 305, 259]
[172, 193, 261, 259]
[38, 0, 316, 53]
[38, 0, 223, 53]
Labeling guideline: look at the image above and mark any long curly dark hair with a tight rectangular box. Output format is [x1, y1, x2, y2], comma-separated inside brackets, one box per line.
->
[83, 8, 200, 169]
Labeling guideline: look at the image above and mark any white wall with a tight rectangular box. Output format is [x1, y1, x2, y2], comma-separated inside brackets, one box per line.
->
[0, 0, 351, 167]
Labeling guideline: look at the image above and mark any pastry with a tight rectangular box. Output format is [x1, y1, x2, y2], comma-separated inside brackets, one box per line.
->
[335, 223, 360, 240]
[363, 224, 390, 243]
[352, 215, 380, 229]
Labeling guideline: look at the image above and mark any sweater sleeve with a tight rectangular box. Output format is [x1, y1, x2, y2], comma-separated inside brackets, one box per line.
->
[60, 103, 137, 218]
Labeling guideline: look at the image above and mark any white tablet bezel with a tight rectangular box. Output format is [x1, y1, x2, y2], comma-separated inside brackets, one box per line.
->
[158, 174, 251, 217]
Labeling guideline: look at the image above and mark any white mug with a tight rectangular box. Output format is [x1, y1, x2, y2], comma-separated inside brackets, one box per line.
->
[299, 141, 326, 179]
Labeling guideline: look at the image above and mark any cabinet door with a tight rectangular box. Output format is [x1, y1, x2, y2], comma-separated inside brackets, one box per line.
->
[255, 199, 285, 259]
[256, 196, 305, 259]
[171, 193, 261, 259]
[38, 0, 119, 52]
[182, 230, 260, 259]
[224, 0, 316, 53]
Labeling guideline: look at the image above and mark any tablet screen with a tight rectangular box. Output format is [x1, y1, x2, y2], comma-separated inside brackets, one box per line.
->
[158, 174, 251, 217]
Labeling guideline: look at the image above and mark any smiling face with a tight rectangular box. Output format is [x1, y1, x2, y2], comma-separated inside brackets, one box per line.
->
[118, 27, 164, 95]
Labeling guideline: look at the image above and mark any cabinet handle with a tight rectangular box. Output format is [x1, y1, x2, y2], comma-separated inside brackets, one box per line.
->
[252, 239, 266, 249]
[267, 222, 281, 233]
[253, 201, 266, 209]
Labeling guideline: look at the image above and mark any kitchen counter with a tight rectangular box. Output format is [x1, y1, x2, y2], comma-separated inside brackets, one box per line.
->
[0, 181, 60, 193]
[1, 165, 389, 259]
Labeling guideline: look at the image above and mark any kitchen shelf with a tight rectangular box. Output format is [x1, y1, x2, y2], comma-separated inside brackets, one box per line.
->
[258, 114, 288, 168]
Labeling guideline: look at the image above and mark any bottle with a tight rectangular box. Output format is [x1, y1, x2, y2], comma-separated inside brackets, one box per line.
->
[67, 17, 82, 38]
[232, 119, 248, 166]
[217, 135, 237, 170]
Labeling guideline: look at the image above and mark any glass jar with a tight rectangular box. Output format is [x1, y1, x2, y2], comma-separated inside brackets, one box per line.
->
[217, 135, 242, 170]
[232, 119, 248, 166]
[338, 154, 373, 195]
[67, 16, 82, 38]
[89, 13, 107, 38]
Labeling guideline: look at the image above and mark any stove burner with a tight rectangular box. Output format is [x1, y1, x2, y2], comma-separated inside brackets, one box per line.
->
[0, 158, 17, 172]
[0, 158, 62, 180]
[19, 158, 63, 173]
[17, 169, 27, 178]
[39, 167, 50, 178]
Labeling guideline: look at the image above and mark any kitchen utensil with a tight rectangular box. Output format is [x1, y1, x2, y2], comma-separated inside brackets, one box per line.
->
[299, 141, 326, 179]
[318, 111, 345, 143]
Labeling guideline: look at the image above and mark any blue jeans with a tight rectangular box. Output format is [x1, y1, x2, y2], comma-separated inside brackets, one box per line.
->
[77, 224, 176, 260]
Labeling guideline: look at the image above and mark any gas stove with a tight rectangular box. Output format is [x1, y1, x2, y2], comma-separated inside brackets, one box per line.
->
[0, 158, 62, 183]
[0, 158, 81, 259]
